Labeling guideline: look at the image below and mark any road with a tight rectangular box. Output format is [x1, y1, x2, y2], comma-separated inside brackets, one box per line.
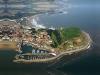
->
[13, 31, 92, 63]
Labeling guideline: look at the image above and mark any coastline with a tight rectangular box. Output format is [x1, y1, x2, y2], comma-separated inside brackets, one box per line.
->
[13, 31, 92, 63]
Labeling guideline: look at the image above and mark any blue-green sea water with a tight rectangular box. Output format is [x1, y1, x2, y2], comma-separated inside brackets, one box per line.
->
[0, 0, 100, 75]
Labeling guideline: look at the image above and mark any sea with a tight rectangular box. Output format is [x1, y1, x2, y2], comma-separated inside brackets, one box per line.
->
[0, 0, 100, 75]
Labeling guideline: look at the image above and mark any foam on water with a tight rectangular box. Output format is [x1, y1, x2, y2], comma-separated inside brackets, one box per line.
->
[32, 16, 46, 29]
[31, 0, 71, 28]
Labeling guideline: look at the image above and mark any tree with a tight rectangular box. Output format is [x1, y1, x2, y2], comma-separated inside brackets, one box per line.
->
[51, 32, 59, 48]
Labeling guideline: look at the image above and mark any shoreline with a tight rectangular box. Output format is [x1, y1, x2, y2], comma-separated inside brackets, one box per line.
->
[13, 31, 92, 63]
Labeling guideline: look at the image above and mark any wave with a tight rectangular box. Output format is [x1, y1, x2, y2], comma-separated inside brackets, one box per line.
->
[31, 16, 46, 29]
[31, 16, 56, 30]
[31, 0, 71, 28]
